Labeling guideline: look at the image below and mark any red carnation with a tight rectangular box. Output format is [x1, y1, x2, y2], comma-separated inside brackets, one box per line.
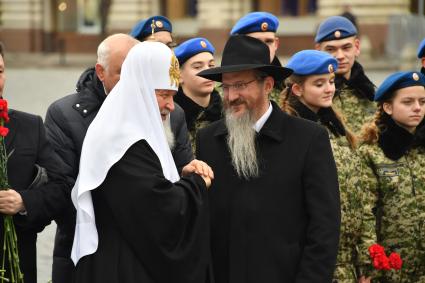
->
[372, 254, 390, 270]
[369, 244, 386, 259]
[1, 111, 9, 123]
[0, 99, 8, 111]
[388, 252, 403, 270]
[0, 126, 9, 137]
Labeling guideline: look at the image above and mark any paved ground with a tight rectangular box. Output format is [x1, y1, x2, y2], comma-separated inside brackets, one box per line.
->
[4, 62, 394, 283]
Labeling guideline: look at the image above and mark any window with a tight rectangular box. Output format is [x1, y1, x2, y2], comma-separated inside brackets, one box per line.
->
[78, 0, 101, 33]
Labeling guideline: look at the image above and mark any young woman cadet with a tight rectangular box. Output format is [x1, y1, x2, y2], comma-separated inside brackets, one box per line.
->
[281, 50, 376, 283]
[359, 71, 425, 283]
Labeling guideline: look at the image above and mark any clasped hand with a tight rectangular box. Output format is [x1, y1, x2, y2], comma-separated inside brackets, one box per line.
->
[181, 159, 214, 188]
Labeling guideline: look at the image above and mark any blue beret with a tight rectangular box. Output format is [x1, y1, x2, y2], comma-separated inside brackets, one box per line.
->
[315, 16, 357, 43]
[285, 50, 338, 76]
[129, 15, 172, 40]
[417, 38, 425, 58]
[174, 37, 215, 66]
[230, 12, 279, 35]
[375, 71, 425, 101]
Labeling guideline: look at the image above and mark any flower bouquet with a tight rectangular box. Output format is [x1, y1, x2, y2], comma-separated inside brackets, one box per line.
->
[0, 98, 24, 283]
[368, 243, 402, 271]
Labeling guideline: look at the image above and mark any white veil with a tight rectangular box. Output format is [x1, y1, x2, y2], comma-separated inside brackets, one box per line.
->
[71, 42, 180, 264]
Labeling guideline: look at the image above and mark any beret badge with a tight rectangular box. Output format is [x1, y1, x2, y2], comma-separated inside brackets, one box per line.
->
[334, 30, 341, 38]
[413, 72, 420, 81]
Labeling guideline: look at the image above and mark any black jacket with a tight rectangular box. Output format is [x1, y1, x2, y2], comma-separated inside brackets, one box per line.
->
[196, 102, 340, 283]
[334, 61, 375, 101]
[75, 140, 209, 283]
[44, 67, 193, 283]
[1, 109, 70, 283]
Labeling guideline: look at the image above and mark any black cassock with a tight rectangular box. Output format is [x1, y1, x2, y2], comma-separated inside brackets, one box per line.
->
[75, 140, 210, 283]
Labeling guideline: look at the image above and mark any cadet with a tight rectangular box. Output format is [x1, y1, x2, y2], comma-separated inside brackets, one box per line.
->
[174, 37, 223, 152]
[417, 38, 425, 75]
[230, 11, 284, 104]
[359, 71, 425, 282]
[281, 50, 376, 283]
[315, 16, 375, 132]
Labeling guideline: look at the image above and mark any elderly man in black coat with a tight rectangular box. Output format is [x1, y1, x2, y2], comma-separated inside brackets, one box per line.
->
[196, 35, 341, 283]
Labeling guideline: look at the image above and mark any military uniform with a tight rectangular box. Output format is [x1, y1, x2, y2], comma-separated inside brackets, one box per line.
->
[315, 16, 376, 133]
[359, 121, 425, 282]
[174, 37, 222, 152]
[358, 71, 425, 282]
[333, 61, 376, 133]
[284, 50, 376, 282]
[269, 86, 282, 106]
[291, 101, 376, 283]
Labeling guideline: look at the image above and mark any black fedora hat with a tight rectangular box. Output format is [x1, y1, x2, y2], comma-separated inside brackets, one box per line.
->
[197, 35, 292, 82]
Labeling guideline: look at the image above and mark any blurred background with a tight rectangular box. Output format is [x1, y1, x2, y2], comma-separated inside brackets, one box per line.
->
[1, 0, 425, 282]
[1, 0, 425, 68]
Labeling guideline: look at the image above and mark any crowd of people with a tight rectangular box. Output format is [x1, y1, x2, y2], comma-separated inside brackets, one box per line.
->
[0, 9, 425, 283]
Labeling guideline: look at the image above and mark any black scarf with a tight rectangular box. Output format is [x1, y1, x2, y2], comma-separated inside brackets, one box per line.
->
[292, 100, 346, 137]
[377, 115, 425, 160]
[335, 61, 375, 101]
[174, 88, 223, 131]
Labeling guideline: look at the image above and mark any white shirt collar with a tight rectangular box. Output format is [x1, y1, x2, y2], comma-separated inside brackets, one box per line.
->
[254, 102, 273, 133]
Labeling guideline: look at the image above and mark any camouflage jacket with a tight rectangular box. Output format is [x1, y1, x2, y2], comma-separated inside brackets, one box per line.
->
[334, 61, 376, 133]
[174, 88, 223, 153]
[291, 102, 376, 282]
[358, 119, 425, 283]
[269, 87, 283, 106]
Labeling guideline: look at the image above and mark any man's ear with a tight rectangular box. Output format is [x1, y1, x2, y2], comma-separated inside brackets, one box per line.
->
[314, 43, 322, 51]
[291, 83, 303, 97]
[421, 57, 425, 68]
[274, 37, 280, 50]
[95, 63, 105, 82]
[354, 37, 361, 57]
[383, 102, 393, 115]
[264, 76, 274, 95]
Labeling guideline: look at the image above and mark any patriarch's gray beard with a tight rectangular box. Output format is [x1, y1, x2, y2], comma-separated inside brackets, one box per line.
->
[162, 116, 175, 150]
[225, 108, 259, 180]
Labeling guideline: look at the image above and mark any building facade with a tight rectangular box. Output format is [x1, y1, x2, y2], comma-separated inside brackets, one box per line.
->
[0, 0, 419, 59]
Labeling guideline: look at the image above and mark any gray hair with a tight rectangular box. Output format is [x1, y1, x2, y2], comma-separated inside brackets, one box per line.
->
[97, 40, 110, 70]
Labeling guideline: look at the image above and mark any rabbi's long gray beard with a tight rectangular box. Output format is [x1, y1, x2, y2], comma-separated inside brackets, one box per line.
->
[225, 108, 259, 180]
[163, 116, 175, 150]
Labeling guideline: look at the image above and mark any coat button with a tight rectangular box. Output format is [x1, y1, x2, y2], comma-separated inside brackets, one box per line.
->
[83, 109, 88, 114]
[76, 103, 80, 108]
